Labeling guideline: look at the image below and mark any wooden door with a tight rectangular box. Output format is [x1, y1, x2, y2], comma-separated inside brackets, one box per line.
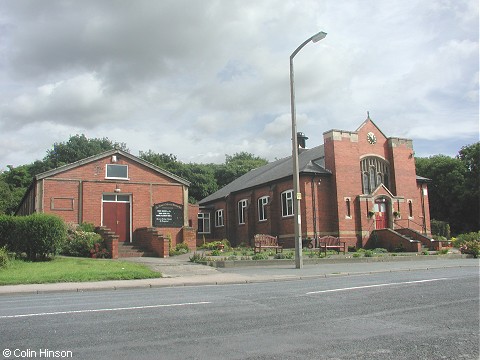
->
[103, 202, 130, 242]
[374, 200, 388, 229]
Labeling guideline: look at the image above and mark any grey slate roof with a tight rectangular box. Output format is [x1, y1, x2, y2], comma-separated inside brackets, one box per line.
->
[199, 145, 331, 204]
[34, 149, 190, 186]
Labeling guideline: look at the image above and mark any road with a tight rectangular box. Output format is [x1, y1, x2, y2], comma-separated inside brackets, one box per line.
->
[0, 266, 478, 360]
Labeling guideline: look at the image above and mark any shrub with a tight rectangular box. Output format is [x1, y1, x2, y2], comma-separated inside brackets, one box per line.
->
[0, 246, 10, 268]
[241, 248, 251, 256]
[210, 249, 221, 256]
[459, 240, 479, 258]
[62, 228, 105, 258]
[284, 251, 294, 259]
[452, 232, 480, 248]
[169, 243, 189, 256]
[78, 222, 96, 232]
[22, 214, 67, 260]
[0, 215, 16, 249]
[274, 253, 286, 259]
[373, 248, 388, 253]
[432, 235, 447, 241]
[0, 214, 67, 260]
[431, 220, 451, 239]
[201, 240, 230, 251]
[251, 252, 269, 260]
[352, 253, 361, 258]
[189, 252, 207, 263]
[220, 239, 231, 250]
[364, 250, 374, 257]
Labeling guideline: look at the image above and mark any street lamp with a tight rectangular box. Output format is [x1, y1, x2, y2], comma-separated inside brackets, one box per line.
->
[290, 31, 327, 269]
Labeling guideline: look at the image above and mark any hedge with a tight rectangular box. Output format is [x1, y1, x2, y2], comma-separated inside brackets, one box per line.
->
[0, 214, 67, 260]
[431, 219, 451, 239]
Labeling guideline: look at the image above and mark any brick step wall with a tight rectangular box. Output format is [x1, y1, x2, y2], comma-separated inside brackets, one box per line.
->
[117, 243, 157, 258]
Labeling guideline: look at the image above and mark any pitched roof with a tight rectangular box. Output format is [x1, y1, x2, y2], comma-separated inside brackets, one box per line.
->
[199, 145, 331, 204]
[34, 149, 190, 186]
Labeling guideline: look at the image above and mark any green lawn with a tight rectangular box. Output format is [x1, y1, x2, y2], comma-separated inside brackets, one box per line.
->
[0, 257, 161, 285]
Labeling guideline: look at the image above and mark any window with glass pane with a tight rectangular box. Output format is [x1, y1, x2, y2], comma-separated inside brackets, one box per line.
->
[258, 196, 269, 221]
[281, 190, 294, 217]
[106, 164, 128, 179]
[198, 213, 210, 234]
[360, 157, 391, 194]
[238, 199, 248, 224]
[215, 209, 224, 227]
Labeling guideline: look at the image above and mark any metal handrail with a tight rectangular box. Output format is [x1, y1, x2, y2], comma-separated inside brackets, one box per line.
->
[394, 218, 431, 235]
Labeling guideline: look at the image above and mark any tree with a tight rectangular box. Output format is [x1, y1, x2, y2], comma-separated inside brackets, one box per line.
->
[139, 150, 183, 175]
[0, 135, 130, 214]
[457, 142, 480, 232]
[415, 143, 480, 235]
[138, 150, 268, 203]
[43, 134, 128, 169]
[179, 163, 218, 203]
[215, 152, 268, 188]
[0, 166, 33, 214]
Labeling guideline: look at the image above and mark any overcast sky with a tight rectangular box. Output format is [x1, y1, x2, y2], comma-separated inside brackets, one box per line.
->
[1, 0, 478, 169]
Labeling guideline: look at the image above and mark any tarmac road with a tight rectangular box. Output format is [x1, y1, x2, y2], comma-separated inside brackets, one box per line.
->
[0, 254, 477, 295]
[0, 265, 478, 360]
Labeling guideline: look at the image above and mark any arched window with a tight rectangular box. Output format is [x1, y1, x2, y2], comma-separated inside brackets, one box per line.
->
[361, 156, 391, 194]
[345, 198, 351, 218]
[362, 173, 369, 194]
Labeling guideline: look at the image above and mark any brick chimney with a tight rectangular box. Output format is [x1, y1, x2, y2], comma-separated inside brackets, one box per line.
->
[297, 132, 308, 149]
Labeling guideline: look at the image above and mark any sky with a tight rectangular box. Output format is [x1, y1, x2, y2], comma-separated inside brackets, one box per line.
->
[0, 0, 478, 169]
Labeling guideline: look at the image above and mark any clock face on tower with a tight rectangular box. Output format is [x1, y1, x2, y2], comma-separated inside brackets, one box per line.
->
[367, 132, 377, 144]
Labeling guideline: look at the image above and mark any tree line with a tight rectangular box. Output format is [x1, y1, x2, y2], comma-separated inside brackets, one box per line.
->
[0, 134, 478, 235]
[0, 134, 267, 213]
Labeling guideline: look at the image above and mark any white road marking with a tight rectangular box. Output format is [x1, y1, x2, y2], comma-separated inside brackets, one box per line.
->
[306, 278, 450, 295]
[0, 301, 212, 319]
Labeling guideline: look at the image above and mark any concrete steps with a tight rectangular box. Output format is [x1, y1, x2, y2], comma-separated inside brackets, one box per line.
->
[117, 243, 156, 258]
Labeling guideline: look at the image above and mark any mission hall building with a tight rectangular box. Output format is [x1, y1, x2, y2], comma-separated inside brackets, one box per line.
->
[198, 116, 433, 251]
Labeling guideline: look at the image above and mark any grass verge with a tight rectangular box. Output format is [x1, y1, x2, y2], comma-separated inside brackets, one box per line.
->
[0, 257, 161, 285]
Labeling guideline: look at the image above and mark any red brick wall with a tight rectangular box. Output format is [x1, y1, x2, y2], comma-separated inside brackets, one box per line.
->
[38, 153, 188, 248]
[367, 228, 422, 252]
[133, 227, 169, 257]
[198, 119, 432, 251]
[181, 227, 197, 251]
[42, 179, 80, 223]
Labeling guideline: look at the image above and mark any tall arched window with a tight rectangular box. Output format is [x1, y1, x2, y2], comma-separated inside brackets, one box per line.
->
[362, 173, 369, 194]
[361, 156, 391, 194]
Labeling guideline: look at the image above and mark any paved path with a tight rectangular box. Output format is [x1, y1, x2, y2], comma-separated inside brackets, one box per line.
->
[0, 254, 477, 295]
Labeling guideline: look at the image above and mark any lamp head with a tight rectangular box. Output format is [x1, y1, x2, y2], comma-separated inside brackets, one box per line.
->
[311, 31, 327, 43]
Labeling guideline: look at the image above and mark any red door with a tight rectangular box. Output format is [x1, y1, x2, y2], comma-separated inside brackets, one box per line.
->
[103, 202, 130, 242]
[374, 200, 388, 229]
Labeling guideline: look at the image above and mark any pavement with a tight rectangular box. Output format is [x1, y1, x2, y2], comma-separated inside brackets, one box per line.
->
[0, 253, 478, 295]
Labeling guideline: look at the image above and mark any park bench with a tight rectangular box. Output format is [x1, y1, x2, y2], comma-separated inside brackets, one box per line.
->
[318, 236, 346, 256]
[253, 234, 283, 254]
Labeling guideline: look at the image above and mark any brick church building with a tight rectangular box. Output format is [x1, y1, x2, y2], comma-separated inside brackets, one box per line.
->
[198, 116, 434, 251]
[16, 149, 197, 257]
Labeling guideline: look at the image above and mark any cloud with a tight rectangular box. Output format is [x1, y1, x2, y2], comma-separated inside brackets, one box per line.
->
[0, 0, 478, 167]
[1, 73, 131, 128]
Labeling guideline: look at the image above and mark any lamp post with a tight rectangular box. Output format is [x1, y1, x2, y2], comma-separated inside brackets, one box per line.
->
[290, 31, 327, 269]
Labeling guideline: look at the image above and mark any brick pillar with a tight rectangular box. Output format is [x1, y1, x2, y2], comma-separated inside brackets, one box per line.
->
[182, 226, 197, 251]
[96, 226, 119, 259]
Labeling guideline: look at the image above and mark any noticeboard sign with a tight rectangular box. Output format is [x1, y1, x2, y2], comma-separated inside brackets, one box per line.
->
[152, 202, 184, 228]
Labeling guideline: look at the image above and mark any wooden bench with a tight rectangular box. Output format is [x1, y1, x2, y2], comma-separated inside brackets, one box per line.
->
[318, 236, 346, 256]
[254, 234, 283, 254]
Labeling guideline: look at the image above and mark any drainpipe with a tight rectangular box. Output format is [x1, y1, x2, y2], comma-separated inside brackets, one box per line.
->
[311, 176, 318, 247]
[420, 185, 426, 235]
